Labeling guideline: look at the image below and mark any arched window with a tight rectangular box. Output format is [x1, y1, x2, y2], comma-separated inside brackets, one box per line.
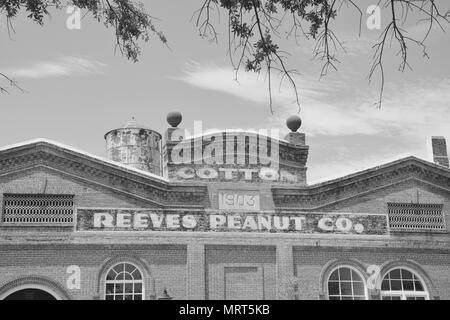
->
[105, 263, 144, 300]
[327, 266, 367, 300]
[381, 268, 428, 300]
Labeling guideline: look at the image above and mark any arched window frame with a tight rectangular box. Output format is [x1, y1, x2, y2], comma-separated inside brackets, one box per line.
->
[0, 276, 72, 300]
[380, 267, 429, 300]
[326, 265, 368, 300]
[103, 262, 145, 300]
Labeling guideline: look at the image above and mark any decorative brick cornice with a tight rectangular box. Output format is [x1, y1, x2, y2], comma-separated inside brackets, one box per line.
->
[2, 141, 449, 210]
[272, 157, 450, 209]
[0, 141, 209, 208]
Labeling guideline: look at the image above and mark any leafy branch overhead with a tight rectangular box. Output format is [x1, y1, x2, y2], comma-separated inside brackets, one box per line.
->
[1, 1, 449, 111]
[1, 0, 167, 61]
[194, 0, 449, 110]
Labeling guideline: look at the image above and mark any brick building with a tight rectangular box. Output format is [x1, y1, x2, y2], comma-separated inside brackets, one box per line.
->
[0, 114, 449, 300]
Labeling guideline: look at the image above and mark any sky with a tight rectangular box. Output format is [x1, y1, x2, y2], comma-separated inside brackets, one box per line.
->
[0, 0, 449, 184]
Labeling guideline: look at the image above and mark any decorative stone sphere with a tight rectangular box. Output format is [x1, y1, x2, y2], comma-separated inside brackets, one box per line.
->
[167, 111, 182, 128]
[286, 115, 302, 132]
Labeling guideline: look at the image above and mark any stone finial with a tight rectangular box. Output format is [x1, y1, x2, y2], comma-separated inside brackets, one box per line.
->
[165, 111, 184, 142]
[285, 115, 305, 146]
[286, 115, 302, 132]
[167, 111, 182, 128]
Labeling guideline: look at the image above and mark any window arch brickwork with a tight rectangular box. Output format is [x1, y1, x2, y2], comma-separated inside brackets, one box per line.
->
[97, 256, 155, 300]
[378, 260, 437, 300]
[319, 259, 368, 300]
[0, 276, 72, 300]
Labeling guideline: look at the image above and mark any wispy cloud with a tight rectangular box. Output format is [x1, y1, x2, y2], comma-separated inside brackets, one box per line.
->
[177, 62, 450, 139]
[175, 61, 344, 109]
[4, 56, 106, 79]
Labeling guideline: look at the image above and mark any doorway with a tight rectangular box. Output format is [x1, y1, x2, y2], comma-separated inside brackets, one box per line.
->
[4, 288, 57, 300]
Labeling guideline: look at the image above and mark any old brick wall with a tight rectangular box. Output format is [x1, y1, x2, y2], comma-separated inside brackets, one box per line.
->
[293, 247, 450, 300]
[1, 243, 448, 300]
[0, 167, 187, 300]
[0, 148, 449, 300]
[0, 245, 187, 300]
[318, 180, 450, 240]
[205, 245, 277, 300]
[0, 167, 160, 212]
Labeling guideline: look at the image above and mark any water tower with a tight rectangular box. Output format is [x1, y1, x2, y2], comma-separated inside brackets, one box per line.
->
[104, 118, 162, 176]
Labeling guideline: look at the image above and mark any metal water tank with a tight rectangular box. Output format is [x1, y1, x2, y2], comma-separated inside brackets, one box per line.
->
[104, 118, 162, 176]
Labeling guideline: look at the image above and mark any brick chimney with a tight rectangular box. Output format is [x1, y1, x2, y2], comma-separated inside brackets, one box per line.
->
[431, 136, 449, 168]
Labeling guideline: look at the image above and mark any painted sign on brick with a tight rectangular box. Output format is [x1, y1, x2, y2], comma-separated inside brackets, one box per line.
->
[165, 128, 308, 184]
[76, 208, 389, 236]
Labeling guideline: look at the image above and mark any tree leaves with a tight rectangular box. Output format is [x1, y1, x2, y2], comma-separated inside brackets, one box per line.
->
[0, 0, 166, 63]
[1, 0, 449, 111]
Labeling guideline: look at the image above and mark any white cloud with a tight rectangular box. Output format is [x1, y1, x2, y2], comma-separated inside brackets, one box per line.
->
[176, 61, 345, 111]
[4, 56, 106, 79]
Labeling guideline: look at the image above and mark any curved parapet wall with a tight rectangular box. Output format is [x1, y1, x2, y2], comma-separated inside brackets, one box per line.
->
[164, 130, 309, 185]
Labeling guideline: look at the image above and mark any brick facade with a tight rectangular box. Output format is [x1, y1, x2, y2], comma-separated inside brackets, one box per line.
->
[0, 136, 449, 300]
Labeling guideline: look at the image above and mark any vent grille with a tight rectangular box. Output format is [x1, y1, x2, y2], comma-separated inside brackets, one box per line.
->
[387, 203, 445, 231]
[2, 194, 74, 225]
